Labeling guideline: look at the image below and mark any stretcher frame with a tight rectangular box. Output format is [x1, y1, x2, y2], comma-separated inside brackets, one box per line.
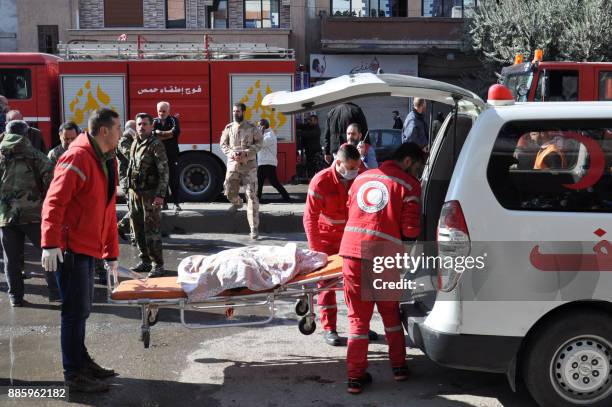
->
[106, 259, 344, 348]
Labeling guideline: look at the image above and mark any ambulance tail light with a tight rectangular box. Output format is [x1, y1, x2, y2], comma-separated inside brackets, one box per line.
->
[436, 200, 470, 292]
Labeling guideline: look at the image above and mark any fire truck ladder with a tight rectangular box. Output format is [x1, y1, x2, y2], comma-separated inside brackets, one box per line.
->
[58, 39, 294, 60]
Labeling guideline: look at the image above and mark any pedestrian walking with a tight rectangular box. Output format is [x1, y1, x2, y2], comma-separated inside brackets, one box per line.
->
[339, 142, 425, 394]
[392, 111, 403, 130]
[48, 122, 79, 165]
[128, 113, 169, 278]
[257, 118, 291, 203]
[41, 108, 121, 393]
[153, 101, 181, 213]
[220, 103, 263, 240]
[0, 120, 58, 305]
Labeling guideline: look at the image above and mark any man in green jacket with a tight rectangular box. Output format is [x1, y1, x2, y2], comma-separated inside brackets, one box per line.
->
[0, 120, 57, 306]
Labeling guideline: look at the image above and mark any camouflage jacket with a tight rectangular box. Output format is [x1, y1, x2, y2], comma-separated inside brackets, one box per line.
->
[220, 120, 263, 170]
[127, 134, 169, 197]
[0, 133, 53, 226]
[117, 128, 135, 189]
[47, 144, 67, 165]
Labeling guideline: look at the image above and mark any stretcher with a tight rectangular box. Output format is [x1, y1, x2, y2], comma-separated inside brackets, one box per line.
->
[107, 255, 343, 348]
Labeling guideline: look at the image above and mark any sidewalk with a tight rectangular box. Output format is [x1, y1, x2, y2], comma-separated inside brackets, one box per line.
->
[117, 184, 308, 234]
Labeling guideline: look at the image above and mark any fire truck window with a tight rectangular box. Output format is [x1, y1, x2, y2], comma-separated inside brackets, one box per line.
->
[536, 70, 579, 101]
[598, 72, 612, 101]
[0, 69, 31, 100]
[488, 120, 612, 213]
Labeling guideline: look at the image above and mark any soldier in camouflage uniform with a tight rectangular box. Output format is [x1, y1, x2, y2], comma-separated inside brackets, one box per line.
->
[0, 120, 58, 306]
[47, 122, 79, 165]
[116, 120, 136, 241]
[220, 103, 263, 240]
[127, 113, 169, 278]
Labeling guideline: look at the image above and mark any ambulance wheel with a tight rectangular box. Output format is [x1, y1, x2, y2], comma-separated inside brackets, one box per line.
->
[295, 299, 309, 316]
[522, 309, 612, 407]
[299, 316, 316, 335]
[178, 153, 223, 202]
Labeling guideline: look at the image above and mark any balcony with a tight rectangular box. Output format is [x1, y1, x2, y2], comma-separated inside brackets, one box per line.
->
[320, 17, 464, 53]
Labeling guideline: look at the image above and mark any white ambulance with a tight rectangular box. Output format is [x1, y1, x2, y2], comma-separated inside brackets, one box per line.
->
[263, 74, 612, 407]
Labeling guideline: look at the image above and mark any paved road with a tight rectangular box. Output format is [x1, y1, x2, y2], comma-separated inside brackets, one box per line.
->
[0, 233, 537, 407]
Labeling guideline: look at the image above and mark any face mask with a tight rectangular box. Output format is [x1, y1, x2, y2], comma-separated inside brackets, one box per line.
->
[337, 164, 359, 180]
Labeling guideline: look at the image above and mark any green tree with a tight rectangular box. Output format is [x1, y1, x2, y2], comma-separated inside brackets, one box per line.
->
[465, 0, 612, 64]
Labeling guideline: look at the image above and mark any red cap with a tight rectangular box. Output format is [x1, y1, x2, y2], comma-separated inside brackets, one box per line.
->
[487, 84, 514, 106]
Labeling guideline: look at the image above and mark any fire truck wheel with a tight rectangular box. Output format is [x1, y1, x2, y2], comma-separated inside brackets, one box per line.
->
[178, 153, 223, 202]
[522, 309, 612, 407]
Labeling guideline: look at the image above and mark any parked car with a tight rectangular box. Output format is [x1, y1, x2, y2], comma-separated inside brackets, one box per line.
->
[264, 73, 612, 407]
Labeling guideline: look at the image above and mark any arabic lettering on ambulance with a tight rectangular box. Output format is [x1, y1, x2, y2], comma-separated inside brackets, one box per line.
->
[530, 228, 612, 272]
[137, 85, 203, 96]
[69, 80, 117, 126]
[239, 80, 286, 130]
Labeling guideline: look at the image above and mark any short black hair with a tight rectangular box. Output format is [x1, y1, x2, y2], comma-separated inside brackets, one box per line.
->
[59, 121, 79, 133]
[347, 122, 361, 133]
[337, 143, 361, 162]
[259, 118, 270, 129]
[392, 142, 426, 163]
[89, 108, 119, 136]
[5, 120, 29, 137]
[234, 102, 246, 112]
[393, 110, 399, 115]
[135, 112, 153, 125]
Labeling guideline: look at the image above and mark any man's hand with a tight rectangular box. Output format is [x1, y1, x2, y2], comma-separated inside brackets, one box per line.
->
[153, 197, 164, 207]
[105, 260, 119, 286]
[41, 248, 63, 272]
[324, 154, 333, 164]
[357, 141, 367, 156]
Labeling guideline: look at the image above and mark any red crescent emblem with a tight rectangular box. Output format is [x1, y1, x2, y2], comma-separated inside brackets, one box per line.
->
[562, 133, 605, 190]
[362, 187, 377, 206]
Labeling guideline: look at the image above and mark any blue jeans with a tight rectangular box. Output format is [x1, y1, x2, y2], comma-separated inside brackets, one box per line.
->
[55, 252, 94, 380]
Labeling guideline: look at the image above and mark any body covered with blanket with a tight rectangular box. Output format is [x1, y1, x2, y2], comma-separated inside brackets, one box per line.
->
[177, 243, 327, 301]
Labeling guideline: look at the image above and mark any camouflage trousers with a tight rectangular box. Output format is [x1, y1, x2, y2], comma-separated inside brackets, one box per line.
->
[224, 160, 259, 233]
[129, 189, 163, 266]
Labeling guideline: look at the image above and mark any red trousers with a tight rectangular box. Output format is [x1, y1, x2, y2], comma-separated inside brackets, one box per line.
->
[343, 257, 406, 379]
[317, 245, 340, 331]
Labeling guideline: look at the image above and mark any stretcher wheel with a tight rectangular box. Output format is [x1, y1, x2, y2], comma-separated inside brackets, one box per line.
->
[295, 299, 309, 316]
[141, 330, 150, 349]
[298, 316, 316, 335]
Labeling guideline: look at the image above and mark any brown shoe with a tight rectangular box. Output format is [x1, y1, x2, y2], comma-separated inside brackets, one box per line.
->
[65, 373, 109, 393]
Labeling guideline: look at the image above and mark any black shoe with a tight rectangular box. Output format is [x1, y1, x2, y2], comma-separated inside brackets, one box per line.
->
[323, 330, 342, 346]
[368, 329, 379, 341]
[131, 262, 152, 273]
[65, 373, 109, 393]
[161, 230, 169, 238]
[21, 271, 31, 280]
[162, 202, 169, 210]
[174, 204, 182, 214]
[130, 238, 137, 247]
[48, 292, 62, 303]
[392, 365, 409, 382]
[10, 297, 24, 307]
[347, 372, 372, 394]
[147, 266, 165, 278]
[82, 357, 116, 379]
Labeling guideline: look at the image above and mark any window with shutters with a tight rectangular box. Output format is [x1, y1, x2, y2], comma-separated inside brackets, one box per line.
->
[104, 0, 144, 27]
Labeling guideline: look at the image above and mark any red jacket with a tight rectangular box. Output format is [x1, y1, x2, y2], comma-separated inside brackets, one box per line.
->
[303, 165, 355, 254]
[339, 160, 421, 260]
[41, 133, 119, 259]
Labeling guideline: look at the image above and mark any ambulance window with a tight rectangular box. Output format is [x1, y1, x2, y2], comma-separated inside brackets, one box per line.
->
[598, 72, 612, 101]
[0, 69, 31, 100]
[535, 70, 579, 101]
[487, 120, 612, 213]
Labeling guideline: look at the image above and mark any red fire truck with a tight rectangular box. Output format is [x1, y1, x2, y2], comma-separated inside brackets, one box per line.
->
[501, 49, 612, 102]
[0, 41, 296, 202]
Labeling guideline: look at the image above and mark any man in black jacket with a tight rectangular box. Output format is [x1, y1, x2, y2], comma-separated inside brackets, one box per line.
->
[323, 103, 368, 165]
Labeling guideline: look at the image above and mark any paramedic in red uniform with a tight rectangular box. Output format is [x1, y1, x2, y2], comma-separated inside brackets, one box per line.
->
[304, 144, 361, 346]
[339, 142, 425, 394]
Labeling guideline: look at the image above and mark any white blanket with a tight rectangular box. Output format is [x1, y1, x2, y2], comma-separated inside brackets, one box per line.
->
[177, 243, 328, 301]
